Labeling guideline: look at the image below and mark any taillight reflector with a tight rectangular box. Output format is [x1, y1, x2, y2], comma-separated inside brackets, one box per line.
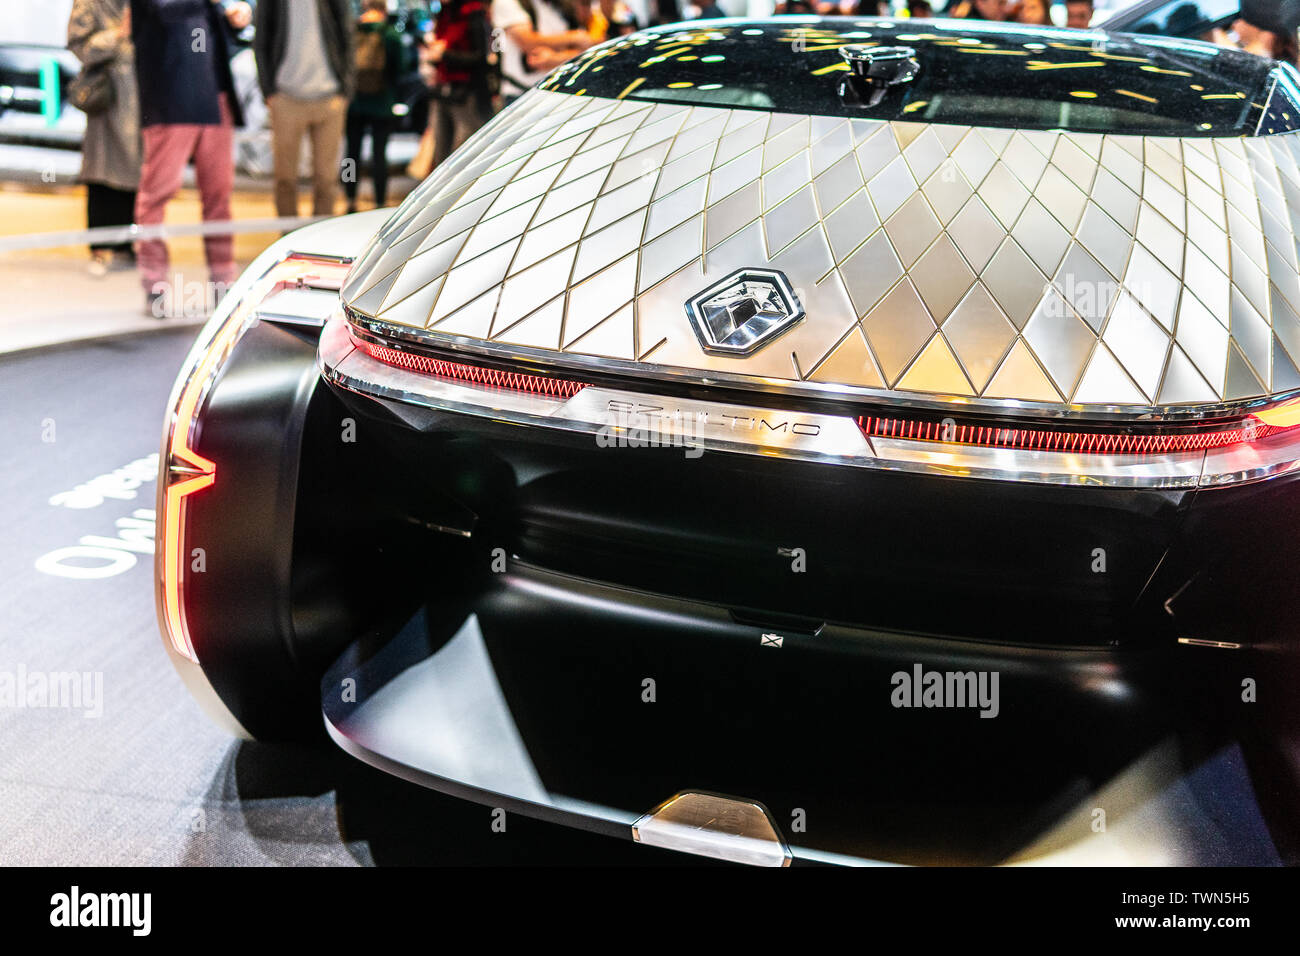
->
[859, 409, 1300, 455]
[160, 255, 352, 663]
[353, 337, 588, 399]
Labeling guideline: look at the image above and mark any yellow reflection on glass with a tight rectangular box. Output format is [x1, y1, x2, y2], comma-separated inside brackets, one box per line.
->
[616, 77, 646, 99]
[1115, 88, 1157, 103]
[1027, 60, 1104, 70]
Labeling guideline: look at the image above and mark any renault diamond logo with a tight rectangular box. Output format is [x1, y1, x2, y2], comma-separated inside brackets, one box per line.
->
[685, 269, 804, 356]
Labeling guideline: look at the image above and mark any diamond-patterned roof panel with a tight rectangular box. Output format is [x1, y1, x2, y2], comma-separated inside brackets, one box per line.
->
[808, 327, 885, 389]
[344, 88, 1300, 410]
[1103, 291, 1170, 401]
[1074, 344, 1145, 405]
[942, 283, 1016, 393]
[947, 196, 1004, 273]
[861, 279, 935, 386]
[897, 334, 974, 396]
[981, 237, 1045, 330]
[824, 191, 878, 263]
[1090, 168, 1141, 233]
[1023, 291, 1097, 397]
[884, 193, 941, 269]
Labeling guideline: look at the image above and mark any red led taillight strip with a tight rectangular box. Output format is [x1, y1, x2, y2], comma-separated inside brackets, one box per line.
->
[354, 337, 588, 399]
[859, 410, 1300, 455]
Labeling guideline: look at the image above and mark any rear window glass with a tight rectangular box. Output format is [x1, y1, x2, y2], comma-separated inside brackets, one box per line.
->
[539, 16, 1294, 137]
[1112, 0, 1239, 38]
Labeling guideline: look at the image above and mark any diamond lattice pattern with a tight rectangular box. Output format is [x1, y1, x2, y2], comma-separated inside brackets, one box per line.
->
[341, 89, 1300, 407]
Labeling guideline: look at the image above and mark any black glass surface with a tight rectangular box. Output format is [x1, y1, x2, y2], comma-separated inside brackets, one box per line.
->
[539, 16, 1295, 136]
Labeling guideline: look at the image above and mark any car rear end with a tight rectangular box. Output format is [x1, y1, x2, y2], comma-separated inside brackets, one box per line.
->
[162, 19, 1300, 864]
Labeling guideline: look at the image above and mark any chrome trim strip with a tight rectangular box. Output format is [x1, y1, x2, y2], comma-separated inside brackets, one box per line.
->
[315, 314, 1300, 488]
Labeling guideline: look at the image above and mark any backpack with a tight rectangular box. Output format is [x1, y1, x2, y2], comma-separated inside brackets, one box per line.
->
[355, 28, 387, 96]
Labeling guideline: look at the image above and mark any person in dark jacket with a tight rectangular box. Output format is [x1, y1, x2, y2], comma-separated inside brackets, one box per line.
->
[131, 0, 251, 315]
[427, 0, 494, 171]
[344, 0, 404, 212]
[253, 0, 355, 218]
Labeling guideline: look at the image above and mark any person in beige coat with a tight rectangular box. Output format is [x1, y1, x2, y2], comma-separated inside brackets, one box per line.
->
[68, 0, 142, 276]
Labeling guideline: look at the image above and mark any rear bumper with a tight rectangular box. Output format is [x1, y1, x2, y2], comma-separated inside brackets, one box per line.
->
[322, 562, 1248, 866]
[310, 317, 1300, 864]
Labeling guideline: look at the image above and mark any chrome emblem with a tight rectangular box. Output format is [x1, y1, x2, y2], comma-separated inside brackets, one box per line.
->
[685, 269, 804, 356]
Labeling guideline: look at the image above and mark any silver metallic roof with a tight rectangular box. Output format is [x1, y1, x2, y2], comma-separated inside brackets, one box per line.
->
[340, 88, 1300, 412]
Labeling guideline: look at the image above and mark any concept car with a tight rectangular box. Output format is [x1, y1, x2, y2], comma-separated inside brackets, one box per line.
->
[159, 18, 1300, 865]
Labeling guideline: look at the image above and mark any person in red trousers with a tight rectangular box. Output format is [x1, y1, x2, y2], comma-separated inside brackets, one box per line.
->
[131, 0, 252, 317]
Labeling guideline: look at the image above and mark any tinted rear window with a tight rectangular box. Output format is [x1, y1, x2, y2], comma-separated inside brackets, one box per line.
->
[540, 16, 1292, 137]
[1106, 0, 1239, 38]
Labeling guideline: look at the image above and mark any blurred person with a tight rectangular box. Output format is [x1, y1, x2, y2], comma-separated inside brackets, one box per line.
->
[131, 0, 252, 316]
[492, 0, 594, 103]
[685, 0, 727, 15]
[68, 0, 141, 277]
[651, 0, 681, 24]
[589, 0, 638, 37]
[908, 0, 934, 16]
[427, 0, 495, 170]
[1014, 0, 1052, 24]
[406, 30, 440, 180]
[254, 0, 355, 219]
[949, 0, 1008, 18]
[1232, 0, 1300, 63]
[1064, 0, 1092, 28]
[345, 0, 404, 212]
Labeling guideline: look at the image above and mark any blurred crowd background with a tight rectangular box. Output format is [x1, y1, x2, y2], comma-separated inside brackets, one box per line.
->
[0, 0, 1297, 323]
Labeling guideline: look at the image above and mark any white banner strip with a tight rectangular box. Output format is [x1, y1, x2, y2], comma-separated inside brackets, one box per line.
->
[0, 215, 331, 253]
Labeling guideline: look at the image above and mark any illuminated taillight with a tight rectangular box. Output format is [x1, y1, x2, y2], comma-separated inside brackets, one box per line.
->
[351, 335, 589, 399]
[158, 254, 352, 663]
[858, 405, 1300, 457]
